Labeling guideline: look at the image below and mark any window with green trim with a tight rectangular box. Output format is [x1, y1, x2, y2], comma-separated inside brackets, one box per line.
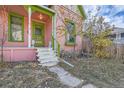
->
[65, 19, 76, 45]
[9, 13, 24, 42]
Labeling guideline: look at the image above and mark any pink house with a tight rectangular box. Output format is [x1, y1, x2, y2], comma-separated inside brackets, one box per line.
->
[0, 5, 86, 62]
[52, 5, 86, 52]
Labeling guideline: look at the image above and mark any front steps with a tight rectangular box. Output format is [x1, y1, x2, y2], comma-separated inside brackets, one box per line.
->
[36, 47, 84, 87]
[36, 47, 59, 67]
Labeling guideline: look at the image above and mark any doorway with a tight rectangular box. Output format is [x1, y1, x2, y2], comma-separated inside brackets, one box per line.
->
[32, 22, 44, 47]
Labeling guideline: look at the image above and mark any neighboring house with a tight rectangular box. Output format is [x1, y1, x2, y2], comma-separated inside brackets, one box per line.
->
[109, 27, 124, 58]
[110, 27, 124, 44]
[0, 5, 86, 62]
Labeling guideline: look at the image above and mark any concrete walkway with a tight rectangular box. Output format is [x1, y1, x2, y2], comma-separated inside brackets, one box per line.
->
[82, 83, 97, 88]
[48, 66, 83, 87]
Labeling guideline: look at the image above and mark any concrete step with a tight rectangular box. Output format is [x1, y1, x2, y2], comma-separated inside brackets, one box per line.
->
[37, 53, 56, 57]
[38, 56, 58, 60]
[37, 48, 59, 67]
[38, 58, 58, 63]
[38, 58, 59, 64]
[37, 48, 52, 52]
[37, 49, 50, 53]
[36, 55, 57, 59]
[37, 51, 55, 55]
[37, 47, 50, 50]
[39, 57, 58, 61]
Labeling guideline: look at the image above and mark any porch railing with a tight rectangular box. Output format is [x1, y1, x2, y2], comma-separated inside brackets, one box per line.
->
[51, 35, 60, 57]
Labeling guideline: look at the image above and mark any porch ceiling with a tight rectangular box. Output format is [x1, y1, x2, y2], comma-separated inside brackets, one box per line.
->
[31, 5, 55, 16]
[31, 12, 50, 22]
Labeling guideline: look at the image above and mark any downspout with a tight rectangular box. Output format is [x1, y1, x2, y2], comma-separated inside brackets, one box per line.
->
[52, 13, 57, 51]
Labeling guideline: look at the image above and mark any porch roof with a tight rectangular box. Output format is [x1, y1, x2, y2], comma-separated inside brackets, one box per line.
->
[31, 5, 56, 16]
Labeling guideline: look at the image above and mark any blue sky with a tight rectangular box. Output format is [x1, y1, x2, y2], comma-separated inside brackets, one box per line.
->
[83, 5, 124, 28]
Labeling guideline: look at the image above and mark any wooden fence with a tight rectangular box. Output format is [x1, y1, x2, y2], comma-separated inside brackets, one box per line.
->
[108, 44, 124, 59]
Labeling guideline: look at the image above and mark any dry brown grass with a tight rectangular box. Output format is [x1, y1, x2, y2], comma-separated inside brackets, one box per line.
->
[59, 58, 124, 88]
[0, 62, 67, 88]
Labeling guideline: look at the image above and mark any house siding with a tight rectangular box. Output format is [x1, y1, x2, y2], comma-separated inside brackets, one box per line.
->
[0, 5, 53, 62]
[0, 5, 53, 47]
[0, 5, 85, 62]
[0, 5, 28, 47]
[53, 5, 83, 52]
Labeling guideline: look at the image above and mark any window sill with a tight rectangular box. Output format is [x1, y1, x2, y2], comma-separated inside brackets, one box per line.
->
[8, 40, 24, 42]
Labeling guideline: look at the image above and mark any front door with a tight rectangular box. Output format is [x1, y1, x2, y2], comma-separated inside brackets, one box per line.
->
[32, 22, 44, 47]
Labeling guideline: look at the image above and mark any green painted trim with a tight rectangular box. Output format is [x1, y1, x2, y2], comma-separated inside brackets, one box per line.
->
[31, 5, 55, 16]
[32, 21, 45, 47]
[57, 42, 60, 57]
[64, 18, 76, 46]
[52, 35, 54, 50]
[77, 5, 87, 20]
[51, 35, 60, 57]
[8, 12, 24, 42]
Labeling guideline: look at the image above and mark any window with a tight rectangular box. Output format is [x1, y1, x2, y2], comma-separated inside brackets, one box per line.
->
[9, 13, 24, 42]
[121, 33, 124, 38]
[109, 34, 116, 41]
[65, 19, 76, 45]
[35, 27, 42, 35]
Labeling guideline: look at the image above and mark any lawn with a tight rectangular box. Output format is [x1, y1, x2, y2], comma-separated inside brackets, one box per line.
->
[1, 58, 124, 88]
[59, 58, 124, 88]
[0, 62, 67, 88]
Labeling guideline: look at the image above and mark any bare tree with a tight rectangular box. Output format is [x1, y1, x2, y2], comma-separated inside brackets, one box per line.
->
[83, 7, 113, 58]
[0, 6, 7, 62]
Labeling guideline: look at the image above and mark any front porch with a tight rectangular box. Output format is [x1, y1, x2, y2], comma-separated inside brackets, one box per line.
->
[2, 47, 36, 62]
[0, 5, 57, 62]
[28, 5, 55, 47]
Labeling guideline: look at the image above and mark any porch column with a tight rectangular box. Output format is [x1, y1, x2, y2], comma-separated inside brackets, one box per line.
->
[52, 14, 57, 51]
[28, 6, 32, 48]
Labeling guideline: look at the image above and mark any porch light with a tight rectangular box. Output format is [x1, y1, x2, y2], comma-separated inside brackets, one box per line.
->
[39, 14, 43, 20]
